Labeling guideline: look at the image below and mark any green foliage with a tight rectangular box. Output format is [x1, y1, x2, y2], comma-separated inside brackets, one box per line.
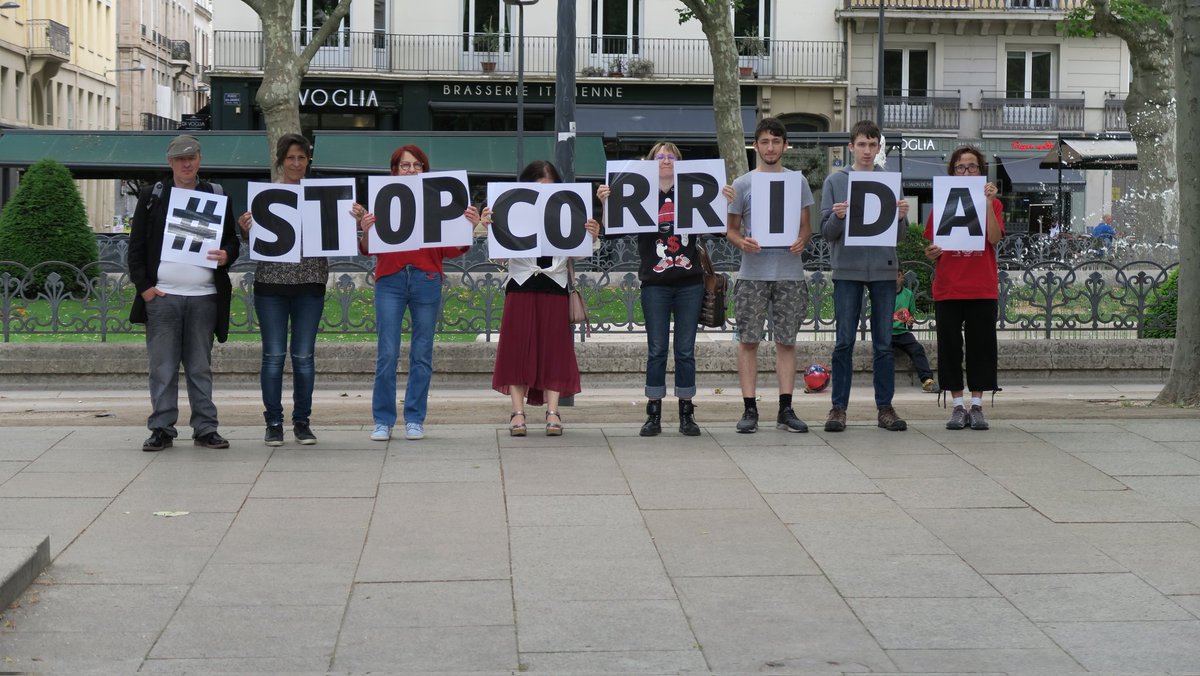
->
[896, 223, 934, 314]
[0, 158, 98, 295]
[1143, 267, 1178, 338]
[1061, 0, 1170, 37]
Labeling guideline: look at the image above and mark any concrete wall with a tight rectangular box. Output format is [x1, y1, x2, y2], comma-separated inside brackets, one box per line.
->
[0, 339, 1174, 388]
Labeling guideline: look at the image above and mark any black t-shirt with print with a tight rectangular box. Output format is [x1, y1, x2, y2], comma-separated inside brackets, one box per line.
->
[636, 188, 704, 288]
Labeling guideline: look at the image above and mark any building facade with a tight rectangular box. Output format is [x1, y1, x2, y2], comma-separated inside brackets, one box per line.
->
[0, 0, 118, 226]
[208, 0, 846, 167]
[838, 0, 1131, 233]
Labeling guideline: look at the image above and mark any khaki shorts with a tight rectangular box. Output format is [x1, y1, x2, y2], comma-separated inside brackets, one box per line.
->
[733, 279, 808, 345]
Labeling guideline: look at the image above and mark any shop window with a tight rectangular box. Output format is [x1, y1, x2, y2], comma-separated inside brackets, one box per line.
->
[590, 0, 641, 56]
[432, 110, 550, 133]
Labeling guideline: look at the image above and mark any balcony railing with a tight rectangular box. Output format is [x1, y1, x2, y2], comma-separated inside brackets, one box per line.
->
[28, 19, 71, 61]
[214, 31, 846, 82]
[1104, 94, 1128, 132]
[853, 89, 960, 131]
[980, 92, 1084, 132]
[843, 0, 1087, 10]
[169, 39, 192, 63]
[141, 113, 178, 131]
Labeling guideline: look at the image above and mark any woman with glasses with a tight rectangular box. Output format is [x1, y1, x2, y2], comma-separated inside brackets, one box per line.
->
[923, 145, 1005, 431]
[237, 134, 324, 447]
[354, 145, 481, 442]
[597, 142, 733, 437]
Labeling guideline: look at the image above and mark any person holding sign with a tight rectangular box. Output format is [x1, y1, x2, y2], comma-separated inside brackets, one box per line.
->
[923, 146, 1004, 431]
[819, 120, 910, 433]
[355, 145, 481, 442]
[236, 134, 326, 447]
[476, 160, 601, 436]
[725, 117, 814, 434]
[597, 142, 733, 437]
[128, 134, 239, 452]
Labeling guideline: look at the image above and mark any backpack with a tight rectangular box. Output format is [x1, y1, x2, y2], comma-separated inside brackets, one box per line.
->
[145, 179, 223, 214]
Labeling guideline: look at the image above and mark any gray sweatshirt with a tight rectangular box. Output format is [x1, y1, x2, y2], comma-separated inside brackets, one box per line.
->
[819, 167, 903, 282]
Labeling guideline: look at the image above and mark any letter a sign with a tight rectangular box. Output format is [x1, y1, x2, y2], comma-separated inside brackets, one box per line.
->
[932, 176, 986, 252]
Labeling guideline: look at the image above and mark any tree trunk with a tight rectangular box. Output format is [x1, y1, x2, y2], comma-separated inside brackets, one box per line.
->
[249, 0, 352, 181]
[678, 1, 749, 180]
[1092, 0, 1177, 243]
[1155, 0, 1200, 406]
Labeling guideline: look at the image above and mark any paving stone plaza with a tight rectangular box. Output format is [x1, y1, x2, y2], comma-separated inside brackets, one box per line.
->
[1, 384, 1199, 674]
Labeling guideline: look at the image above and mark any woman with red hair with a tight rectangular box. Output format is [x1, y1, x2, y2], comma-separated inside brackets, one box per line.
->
[355, 145, 481, 441]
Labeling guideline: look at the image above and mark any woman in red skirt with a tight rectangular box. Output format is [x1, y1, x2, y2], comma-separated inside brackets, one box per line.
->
[476, 160, 600, 436]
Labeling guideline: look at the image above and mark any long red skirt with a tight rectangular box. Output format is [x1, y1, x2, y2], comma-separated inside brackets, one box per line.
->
[492, 290, 581, 407]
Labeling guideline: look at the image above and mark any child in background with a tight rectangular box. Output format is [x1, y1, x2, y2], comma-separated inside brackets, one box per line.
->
[893, 268, 937, 393]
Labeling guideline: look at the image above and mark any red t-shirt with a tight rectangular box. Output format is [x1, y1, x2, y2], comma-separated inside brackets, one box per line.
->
[371, 246, 469, 280]
[923, 197, 1004, 301]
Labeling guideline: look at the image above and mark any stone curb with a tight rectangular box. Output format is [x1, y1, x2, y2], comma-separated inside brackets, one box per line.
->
[0, 534, 50, 615]
[0, 339, 1174, 387]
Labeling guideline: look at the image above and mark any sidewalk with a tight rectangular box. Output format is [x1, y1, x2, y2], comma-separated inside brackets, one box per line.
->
[1, 385, 1199, 674]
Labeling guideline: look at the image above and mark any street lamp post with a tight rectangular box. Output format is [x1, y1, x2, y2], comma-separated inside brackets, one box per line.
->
[503, 0, 539, 174]
[876, 2, 885, 132]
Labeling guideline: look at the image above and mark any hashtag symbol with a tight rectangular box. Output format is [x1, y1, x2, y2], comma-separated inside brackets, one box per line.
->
[167, 197, 223, 253]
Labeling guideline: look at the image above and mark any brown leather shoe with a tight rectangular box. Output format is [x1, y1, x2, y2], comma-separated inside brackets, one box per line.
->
[877, 406, 907, 432]
[824, 407, 846, 432]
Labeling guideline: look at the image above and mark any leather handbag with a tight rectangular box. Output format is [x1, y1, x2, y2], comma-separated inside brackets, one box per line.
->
[696, 242, 728, 328]
[566, 259, 591, 335]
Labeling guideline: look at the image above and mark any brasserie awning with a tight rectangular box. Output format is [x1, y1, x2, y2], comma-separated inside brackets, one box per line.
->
[1039, 138, 1138, 170]
[998, 154, 1085, 193]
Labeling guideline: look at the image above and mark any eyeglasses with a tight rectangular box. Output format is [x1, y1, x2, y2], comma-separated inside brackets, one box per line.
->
[394, 161, 424, 172]
[953, 163, 981, 175]
[654, 153, 677, 162]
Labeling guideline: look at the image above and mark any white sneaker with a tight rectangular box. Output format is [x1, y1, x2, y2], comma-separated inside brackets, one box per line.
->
[404, 422, 425, 440]
[370, 424, 391, 441]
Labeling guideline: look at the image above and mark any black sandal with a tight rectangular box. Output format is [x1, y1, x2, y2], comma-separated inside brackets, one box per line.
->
[509, 411, 527, 437]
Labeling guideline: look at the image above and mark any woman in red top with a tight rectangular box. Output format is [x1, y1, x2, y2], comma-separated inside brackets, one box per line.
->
[354, 145, 480, 442]
[923, 145, 1004, 431]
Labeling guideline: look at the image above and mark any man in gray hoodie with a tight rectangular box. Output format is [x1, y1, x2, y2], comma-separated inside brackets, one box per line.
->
[819, 120, 909, 432]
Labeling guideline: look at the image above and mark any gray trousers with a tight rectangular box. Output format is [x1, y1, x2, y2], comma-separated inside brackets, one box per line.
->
[145, 294, 219, 437]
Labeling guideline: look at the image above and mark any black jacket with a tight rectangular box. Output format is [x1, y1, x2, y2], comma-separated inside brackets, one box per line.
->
[127, 177, 240, 342]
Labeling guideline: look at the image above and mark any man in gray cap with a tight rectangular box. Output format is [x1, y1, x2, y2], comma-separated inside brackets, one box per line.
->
[128, 134, 240, 451]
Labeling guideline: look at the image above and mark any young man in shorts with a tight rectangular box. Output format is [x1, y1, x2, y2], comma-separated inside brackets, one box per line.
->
[725, 117, 813, 433]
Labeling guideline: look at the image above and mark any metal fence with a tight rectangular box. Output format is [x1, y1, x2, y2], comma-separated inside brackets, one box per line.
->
[1, 235, 1178, 342]
[213, 31, 846, 82]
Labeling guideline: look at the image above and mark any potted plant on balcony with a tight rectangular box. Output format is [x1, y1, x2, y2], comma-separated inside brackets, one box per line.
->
[626, 57, 654, 78]
[581, 64, 606, 77]
[473, 22, 500, 73]
[737, 27, 767, 78]
[607, 56, 625, 77]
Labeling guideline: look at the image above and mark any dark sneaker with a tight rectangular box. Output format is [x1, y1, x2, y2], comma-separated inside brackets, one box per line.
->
[877, 406, 907, 432]
[776, 407, 809, 433]
[194, 431, 230, 449]
[142, 428, 173, 452]
[264, 424, 284, 447]
[294, 421, 318, 445]
[968, 405, 990, 431]
[946, 405, 968, 430]
[824, 407, 846, 433]
[736, 409, 759, 434]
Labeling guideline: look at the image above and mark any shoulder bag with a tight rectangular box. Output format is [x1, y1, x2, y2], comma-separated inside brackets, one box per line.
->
[696, 241, 728, 328]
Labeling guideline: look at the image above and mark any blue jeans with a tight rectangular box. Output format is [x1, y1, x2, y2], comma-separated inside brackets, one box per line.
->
[831, 279, 896, 409]
[373, 267, 442, 426]
[255, 293, 324, 426]
[641, 282, 704, 399]
[145, 294, 218, 436]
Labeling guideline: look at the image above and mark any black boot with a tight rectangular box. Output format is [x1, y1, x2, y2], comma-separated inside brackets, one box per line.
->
[639, 399, 662, 437]
[679, 399, 701, 436]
